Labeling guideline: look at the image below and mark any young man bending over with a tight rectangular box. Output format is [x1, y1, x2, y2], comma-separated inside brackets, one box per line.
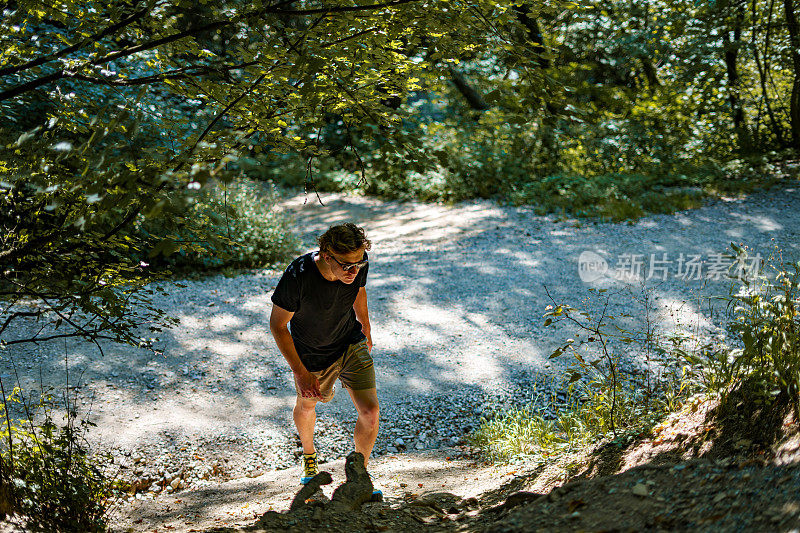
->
[269, 223, 378, 486]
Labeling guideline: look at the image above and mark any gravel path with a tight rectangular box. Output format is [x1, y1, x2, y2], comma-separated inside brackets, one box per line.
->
[2, 181, 800, 502]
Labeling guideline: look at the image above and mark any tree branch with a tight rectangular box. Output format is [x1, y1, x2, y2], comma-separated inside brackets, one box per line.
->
[1, 332, 118, 347]
[1, 0, 422, 102]
[66, 61, 260, 87]
[320, 27, 379, 48]
[0, 71, 65, 102]
[0, 4, 152, 78]
[0, 311, 43, 337]
[254, 0, 420, 16]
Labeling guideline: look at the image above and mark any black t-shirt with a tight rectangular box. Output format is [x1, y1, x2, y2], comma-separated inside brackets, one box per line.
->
[271, 251, 368, 372]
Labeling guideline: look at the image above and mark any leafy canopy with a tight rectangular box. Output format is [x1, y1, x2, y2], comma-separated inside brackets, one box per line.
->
[0, 0, 556, 348]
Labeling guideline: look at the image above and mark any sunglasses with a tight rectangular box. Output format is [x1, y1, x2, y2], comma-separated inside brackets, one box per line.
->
[328, 253, 368, 272]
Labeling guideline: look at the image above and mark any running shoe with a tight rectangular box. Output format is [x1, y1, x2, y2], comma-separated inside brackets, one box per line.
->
[300, 451, 319, 484]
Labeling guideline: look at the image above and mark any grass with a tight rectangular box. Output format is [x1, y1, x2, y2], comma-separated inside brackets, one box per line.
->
[469, 375, 675, 464]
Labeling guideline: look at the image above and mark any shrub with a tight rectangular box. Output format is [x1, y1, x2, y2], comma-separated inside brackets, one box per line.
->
[720, 244, 800, 417]
[0, 388, 114, 531]
[134, 177, 300, 274]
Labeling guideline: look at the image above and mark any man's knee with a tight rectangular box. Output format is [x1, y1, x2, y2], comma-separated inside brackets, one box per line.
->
[295, 397, 318, 414]
[358, 401, 379, 427]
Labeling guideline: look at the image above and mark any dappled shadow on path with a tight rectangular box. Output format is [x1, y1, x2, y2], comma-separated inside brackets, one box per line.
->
[2, 186, 800, 458]
[111, 450, 506, 532]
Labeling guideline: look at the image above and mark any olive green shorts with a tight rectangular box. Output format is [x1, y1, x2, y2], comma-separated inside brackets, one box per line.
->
[295, 339, 375, 403]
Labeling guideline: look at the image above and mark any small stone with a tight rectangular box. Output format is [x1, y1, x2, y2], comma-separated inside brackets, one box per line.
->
[395, 438, 405, 446]
[632, 483, 649, 497]
[170, 478, 181, 490]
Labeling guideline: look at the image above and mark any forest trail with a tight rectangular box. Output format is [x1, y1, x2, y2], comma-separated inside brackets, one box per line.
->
[4, 183, 800, 531]
[111, 393, 800, 532]
[111, 449, 524, 531]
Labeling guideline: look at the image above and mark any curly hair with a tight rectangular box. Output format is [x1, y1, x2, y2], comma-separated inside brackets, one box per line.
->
[317, 223, 372, 254]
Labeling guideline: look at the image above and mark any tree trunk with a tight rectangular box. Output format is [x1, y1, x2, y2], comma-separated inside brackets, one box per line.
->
[639, 58, 660, 91]
[722, 0, 753, 152]
[448, 67, 489, 110]
[753, 0, 785, 146]
[785, 0, 800, 149]
[514, 4, 550, 68]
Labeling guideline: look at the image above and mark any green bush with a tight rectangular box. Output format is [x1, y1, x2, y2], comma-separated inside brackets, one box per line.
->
[135, 177, 300, 274]
[720, 244, 800, 416]
[664, 244, 800, 418]
[0, 388, 113, 532]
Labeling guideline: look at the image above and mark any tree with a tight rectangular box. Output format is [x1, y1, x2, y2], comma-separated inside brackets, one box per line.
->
[785, 0, 800, 148]
[0, 0, 556, 347]
[0, 2, 560, 507]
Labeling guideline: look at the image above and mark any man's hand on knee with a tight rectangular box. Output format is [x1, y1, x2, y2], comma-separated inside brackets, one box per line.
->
[296, 369, 322, 400]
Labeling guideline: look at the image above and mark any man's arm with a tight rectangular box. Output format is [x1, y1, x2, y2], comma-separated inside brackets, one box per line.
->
[353, 286, 372, 352]
[269, 304, 321, 399]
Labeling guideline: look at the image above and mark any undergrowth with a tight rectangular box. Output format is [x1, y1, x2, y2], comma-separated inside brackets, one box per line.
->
[0, 386, 117, 531]
[134, 177, 300, 276]
[262, 139, 791, 222]
[471, 243, 800, 463]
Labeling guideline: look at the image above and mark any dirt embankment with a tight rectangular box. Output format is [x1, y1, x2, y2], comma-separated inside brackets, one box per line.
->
[110, 386, 800, 533]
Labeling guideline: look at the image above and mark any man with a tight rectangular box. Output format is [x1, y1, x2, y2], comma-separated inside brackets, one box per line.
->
[269, 222, 379, 488]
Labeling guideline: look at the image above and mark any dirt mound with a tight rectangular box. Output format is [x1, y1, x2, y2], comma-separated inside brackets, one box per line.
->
[194, 392, 800, 533]
[481, 459, 800, 532]
[474, 389, 800, 532]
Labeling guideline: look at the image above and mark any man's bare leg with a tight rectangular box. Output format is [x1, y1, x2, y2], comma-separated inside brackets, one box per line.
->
[294, 396, 319, 454]
[346, 387, 379, 466]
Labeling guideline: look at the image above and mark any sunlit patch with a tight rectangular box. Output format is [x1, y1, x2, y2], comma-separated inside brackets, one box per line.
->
[729, 212, 783, 232]
[241, 294, 274, 312]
